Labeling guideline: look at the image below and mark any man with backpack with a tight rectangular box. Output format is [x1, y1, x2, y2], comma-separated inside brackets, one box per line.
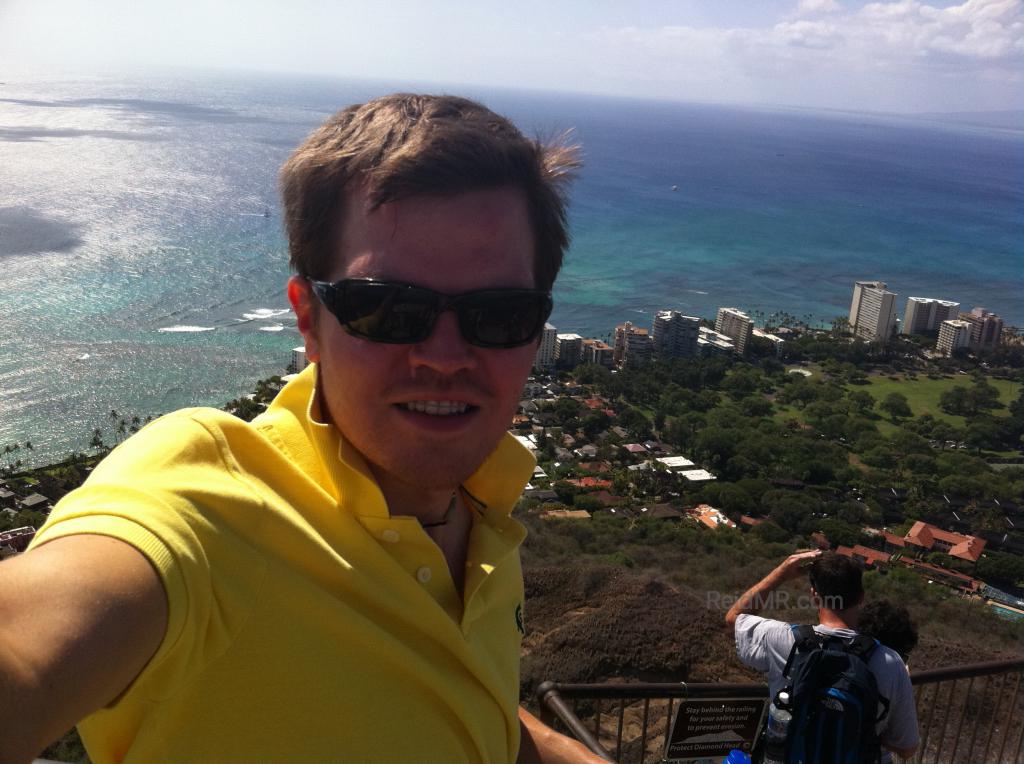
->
[725, 550, 919, 762]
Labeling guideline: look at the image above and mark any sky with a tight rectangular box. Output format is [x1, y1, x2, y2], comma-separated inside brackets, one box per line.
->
[0, 0, 1021, 114]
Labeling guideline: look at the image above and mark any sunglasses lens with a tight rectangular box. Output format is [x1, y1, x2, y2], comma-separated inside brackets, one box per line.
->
[460, 292, 550, 347]
[342, 282, 436, 343]
[316, 279, 551, 347]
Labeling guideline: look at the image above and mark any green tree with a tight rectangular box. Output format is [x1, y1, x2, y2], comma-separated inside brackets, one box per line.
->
[880, 392, 912, 420]
[848, 390, 876, 415]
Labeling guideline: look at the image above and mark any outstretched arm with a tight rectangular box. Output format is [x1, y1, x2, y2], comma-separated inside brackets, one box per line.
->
[517, 706, 611, 763]
[0, 535, 167, 763]
[724, 550, 822, 628]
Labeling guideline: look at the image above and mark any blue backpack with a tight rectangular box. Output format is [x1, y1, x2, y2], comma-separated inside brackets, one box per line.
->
[777, 625, 890, 764]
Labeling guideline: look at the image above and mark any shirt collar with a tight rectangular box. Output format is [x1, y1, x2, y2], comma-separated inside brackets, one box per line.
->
[257, 364, 535, 523]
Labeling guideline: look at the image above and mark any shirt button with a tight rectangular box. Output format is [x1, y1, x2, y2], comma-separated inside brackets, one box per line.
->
[416, 566, 432, 584]
[381, 529, 400, 543]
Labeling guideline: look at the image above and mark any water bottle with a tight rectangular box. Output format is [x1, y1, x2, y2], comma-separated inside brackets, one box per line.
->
[762, 691, 792, 764]
[722, 749, 751, 764]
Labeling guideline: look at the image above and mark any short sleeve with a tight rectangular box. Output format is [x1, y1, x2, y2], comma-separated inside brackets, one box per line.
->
[28, 411, 267, 700]
[734, 613, 790, 673]
[878, 653, 920, 751]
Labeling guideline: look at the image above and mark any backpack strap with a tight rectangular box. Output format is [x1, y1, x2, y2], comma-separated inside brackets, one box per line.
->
[847, 634, 879, 661]
[845, 635, 891, 722]
[782, 624, 820, 680]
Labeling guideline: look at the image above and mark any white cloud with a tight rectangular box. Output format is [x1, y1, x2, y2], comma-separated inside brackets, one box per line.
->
[585, 0, 1023, 107]
[797, 0, 843, 14]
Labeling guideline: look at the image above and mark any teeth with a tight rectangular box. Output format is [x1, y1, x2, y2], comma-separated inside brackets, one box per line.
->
[401, 401, 469, 416]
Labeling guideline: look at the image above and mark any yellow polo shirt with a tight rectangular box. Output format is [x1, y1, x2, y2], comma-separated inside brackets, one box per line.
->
[30, 365, 534, 763]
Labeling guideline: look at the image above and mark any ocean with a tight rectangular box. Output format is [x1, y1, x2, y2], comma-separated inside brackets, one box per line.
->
[1, 70, 1022, 464]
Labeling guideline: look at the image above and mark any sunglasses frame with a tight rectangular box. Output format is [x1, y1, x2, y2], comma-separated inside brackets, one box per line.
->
[308, 277, 553, 349]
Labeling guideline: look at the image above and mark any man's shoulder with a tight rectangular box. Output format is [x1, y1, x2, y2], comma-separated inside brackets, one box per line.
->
[734, 614, 797, 647]
[87, 407, 263, 481]
[735, 613, 792, 632]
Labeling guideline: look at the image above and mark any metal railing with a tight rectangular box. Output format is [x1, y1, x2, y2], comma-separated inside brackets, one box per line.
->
[537, 658, 1024, 763]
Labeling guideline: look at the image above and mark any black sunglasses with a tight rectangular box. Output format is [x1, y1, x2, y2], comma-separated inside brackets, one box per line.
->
[308, 278, 553, 348]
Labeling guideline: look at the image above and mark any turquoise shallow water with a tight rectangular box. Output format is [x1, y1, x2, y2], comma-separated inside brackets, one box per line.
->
[1, 72, 1021, 463]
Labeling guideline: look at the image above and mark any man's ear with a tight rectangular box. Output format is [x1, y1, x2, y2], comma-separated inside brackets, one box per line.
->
[287, 275, 321, 364]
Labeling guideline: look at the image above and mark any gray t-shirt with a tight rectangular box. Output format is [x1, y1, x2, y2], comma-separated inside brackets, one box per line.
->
[735, 613, 919, 761]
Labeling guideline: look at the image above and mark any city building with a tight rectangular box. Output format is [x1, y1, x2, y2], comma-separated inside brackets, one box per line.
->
[624, 328, 652, 367]
[651, 310, 700, 359]
[697, 327, 735, 357]
[582, 338, 614, 368]
[960, 308, 1003, 350]
[715, 307, 754, 355]
[849, 281, 898, 342]
[903, 297, 960, 335]
[904, 521, 986, 563]
[291, 346, 309, 372]
[534, 323, 557, 370]
[612, 321, 640, 367]
[610, 322, 654, 368]
[555, 333, 584, 369]
[752, 328, 785, 356]
[937, 319, 973, 357]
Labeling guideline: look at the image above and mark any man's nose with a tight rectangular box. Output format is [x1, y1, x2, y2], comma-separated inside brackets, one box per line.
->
[407, 309, 478, 375]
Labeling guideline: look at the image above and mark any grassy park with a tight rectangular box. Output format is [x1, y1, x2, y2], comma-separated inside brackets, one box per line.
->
[774, 366, 1020, 443]
[861, 373, 1017, 428]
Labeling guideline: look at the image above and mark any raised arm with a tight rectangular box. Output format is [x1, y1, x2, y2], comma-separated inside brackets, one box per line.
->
[0, 535, 167, 763]
[724, 550, 822, 628]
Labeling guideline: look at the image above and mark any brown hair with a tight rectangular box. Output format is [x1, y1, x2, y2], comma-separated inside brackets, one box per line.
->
[808, 552, 865, 611]
[279, 93, 580, 291]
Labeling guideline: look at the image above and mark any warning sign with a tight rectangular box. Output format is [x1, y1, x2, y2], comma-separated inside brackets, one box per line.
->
[664, 697, 767, 763]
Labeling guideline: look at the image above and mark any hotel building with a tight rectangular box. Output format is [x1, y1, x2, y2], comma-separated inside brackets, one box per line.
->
[534, 323, 557, 370]
[697, 327, 735, 358]
[849, 281, 898, 342]
[651, 310, 700, 359]
[960, 308, 1003, 350]
[582, 338, 615, 368]
[714, 307, 754, 355]
[903, 297, 960, 335]
[937, 319, 973, 357]
[555, 333, 584, 369]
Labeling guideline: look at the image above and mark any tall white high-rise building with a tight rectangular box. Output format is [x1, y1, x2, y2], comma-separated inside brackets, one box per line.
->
[292, 346, 309, 372]
[534, 323, 557, 370]
[937, 319, 973, 357]
[849, 281, 898, 342]
[651, 310, 700, 359]
[555, 333, 584, 368]
[903, 297, 960, 335]
[715, 307, 754, 355]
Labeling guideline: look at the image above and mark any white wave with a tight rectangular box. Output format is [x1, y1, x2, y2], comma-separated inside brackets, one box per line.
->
[76, 353, 91, 360]
[687, 289, 709, 295]
[242, 308, 292, 321]
[257, 324, 285, 332]
[158, 325, 216, 333]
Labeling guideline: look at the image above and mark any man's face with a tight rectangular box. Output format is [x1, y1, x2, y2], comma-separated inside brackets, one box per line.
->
[291, 185, 539, 491]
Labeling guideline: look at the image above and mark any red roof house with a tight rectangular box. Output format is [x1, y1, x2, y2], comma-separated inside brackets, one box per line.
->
[904, 521, 986, 562]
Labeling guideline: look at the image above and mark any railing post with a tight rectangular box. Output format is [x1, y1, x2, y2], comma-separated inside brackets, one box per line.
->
[536, 680, 557, 727]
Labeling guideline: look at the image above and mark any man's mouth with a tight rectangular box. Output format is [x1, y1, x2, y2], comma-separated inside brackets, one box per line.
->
[398, 400, 475, 416]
